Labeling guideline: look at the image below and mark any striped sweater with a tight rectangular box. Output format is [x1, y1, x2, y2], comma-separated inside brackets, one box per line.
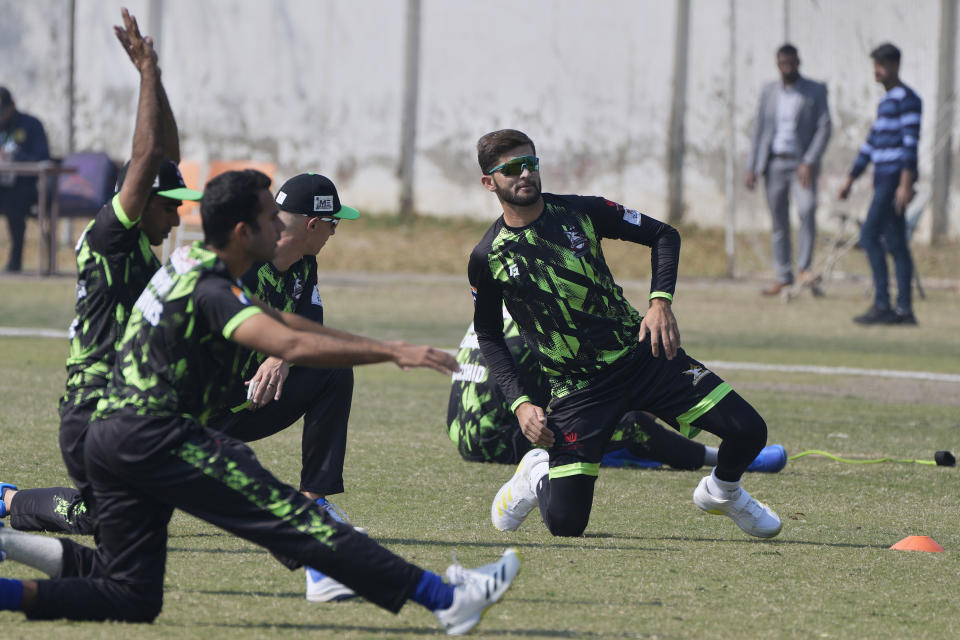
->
[850, 84, 921, 182]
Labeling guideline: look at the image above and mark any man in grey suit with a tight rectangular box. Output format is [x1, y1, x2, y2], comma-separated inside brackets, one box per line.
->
[746, 44, 831, 295]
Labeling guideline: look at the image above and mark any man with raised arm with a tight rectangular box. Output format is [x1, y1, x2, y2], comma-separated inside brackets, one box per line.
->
[0, 168, 518, 636]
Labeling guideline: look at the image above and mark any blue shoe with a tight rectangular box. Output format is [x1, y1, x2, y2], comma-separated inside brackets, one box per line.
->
[600, 449, 662, 469]
[306, 498, 357, 602]
[746, 445, 787, 473]
[0, 484, 16, 518]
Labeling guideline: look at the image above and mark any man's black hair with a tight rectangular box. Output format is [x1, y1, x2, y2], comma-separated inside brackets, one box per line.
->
[777, 43, 798, 58]
[201, 169, 272, 248]
[871, 43, 901, 65]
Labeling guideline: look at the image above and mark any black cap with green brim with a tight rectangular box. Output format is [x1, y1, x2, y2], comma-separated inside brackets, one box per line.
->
[115, 159, 203, 201]
[274, 172, 359, 220]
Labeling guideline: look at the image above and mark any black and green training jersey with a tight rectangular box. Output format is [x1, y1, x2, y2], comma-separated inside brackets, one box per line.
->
[95, 242, 262, 427]
[234, 255, 323, 381]
[468, 193, 680, 406]
[446, 312, 546, 459]
[62, 194, 162, 405]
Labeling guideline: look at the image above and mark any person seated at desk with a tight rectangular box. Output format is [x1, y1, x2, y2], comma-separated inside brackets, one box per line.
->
[0, 86, 50, 273]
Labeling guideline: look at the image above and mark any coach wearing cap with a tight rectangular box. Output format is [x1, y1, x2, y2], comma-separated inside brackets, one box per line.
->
[0, 86, 50, 272]
[207, 172, 363, 602]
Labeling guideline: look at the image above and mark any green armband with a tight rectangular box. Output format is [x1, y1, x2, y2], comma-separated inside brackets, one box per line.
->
[510, 395, 532, 413]
[649, 291, 673, 302]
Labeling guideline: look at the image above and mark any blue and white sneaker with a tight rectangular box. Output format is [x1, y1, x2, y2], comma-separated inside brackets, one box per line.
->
[746, 445, 788, 473]
[435, 548, 520, 636]
[306, 498, 357, 602]
[0, 483, 17, 518]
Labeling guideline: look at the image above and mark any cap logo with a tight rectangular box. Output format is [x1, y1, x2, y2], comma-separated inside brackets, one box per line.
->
[314, 195, 334, 212]
[276, 191, 287, 205]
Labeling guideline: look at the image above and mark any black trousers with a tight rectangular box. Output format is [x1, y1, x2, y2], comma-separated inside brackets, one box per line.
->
[10, 366, 353, 534]
[28, 415, 422, 622]
[9, 396, 98, 534]
[536, 346, 767, 537]
[0, 180, 37, 271]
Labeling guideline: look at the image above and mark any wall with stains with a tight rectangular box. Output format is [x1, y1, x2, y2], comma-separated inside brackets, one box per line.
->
[2, 0, 956, 237]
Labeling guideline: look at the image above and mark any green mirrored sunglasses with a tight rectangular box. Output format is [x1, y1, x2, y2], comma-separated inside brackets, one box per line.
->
[487, 155, 540, 176]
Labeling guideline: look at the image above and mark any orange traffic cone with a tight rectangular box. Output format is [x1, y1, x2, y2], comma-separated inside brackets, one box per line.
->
[889, 535, 945, 552]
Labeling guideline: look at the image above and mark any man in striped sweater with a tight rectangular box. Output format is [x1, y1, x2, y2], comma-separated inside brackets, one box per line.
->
[838, 43, 921, 325]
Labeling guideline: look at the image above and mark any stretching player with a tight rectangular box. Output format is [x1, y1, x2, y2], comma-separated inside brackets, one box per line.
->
[0, 168, 518, 636]
[4, 172, 380, 603]
[448, 313, 787, 473]
[0, 8, 200, 536]
[469, 129, 782, 539]
[213, 172, 364, 602]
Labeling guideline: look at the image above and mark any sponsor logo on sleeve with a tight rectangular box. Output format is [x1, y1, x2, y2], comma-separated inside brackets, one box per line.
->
[623, 208, 642, 226]
[470, 286, 478, 303]
[311, 287, 323, 307]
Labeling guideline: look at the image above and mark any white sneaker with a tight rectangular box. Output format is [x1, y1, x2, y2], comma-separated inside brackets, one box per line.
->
[491, 448, 548, 531]
[434, 548, 520, 636]
[693, 476, 782, 538]
[306, 498, 358, 602]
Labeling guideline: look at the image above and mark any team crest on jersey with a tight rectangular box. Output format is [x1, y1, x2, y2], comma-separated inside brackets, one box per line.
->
[563, 229, 589, 257]
[292, 277, 304, 300]
[682, 364, 711, 386]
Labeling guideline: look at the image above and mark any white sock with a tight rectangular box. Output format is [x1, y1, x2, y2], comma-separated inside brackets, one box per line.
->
[707, 468, 740, 499]
[0, 528, 64, 578]
[702, 446, 719, 467]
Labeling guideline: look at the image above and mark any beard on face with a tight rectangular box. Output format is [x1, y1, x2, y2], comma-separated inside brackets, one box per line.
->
[495, 176, 542, 207]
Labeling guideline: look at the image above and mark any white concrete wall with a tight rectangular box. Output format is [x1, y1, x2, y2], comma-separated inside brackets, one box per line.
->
[2, 0, 957, 238]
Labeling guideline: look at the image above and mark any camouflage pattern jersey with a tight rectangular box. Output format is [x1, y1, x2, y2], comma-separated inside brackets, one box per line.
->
[94, 242, 262, 430]
[62, 194, 162, 408]
[467, 193, 680, 408]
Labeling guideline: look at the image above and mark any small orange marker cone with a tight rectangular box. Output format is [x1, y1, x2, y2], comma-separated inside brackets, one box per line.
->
[890, 535, 945, 552]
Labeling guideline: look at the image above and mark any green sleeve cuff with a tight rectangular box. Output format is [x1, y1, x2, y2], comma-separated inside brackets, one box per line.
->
[112, 193, 139, 229]
[510, 395, 532, 413]
[649, 291, 673, 302]
[222, 306, 262, 339]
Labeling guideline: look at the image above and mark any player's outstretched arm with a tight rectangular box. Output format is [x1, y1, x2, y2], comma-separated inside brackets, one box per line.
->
[114, 7, 164, 220]
[277, 310, 385, 344]
[231, 311, 458, 373]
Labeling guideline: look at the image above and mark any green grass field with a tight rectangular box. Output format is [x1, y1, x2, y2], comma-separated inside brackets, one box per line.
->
[1, 270, 959, 639]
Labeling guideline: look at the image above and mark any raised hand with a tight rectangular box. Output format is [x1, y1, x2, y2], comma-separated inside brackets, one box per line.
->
[113, 7, 158, 72]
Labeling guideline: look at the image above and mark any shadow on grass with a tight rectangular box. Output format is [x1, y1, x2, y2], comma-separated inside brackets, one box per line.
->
[181, 588, 658, 609]
[374, 537, 668, 552]
[168, 620, 636, 637]
[168, 532, 886, 559]
[609, 533, 890, 550]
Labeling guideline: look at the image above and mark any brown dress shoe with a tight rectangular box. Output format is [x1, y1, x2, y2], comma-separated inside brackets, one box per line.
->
[761, 282, 789, 296]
